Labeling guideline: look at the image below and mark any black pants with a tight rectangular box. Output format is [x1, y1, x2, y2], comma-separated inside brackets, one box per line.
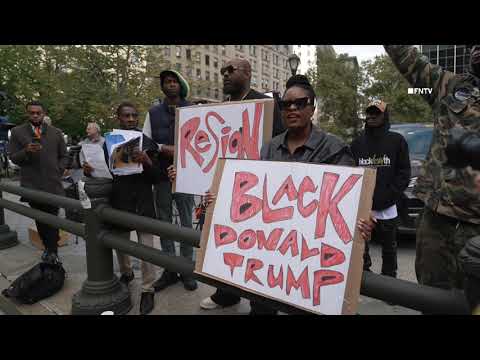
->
[29, 202, 60, 254]
[363, 217, 398, 277]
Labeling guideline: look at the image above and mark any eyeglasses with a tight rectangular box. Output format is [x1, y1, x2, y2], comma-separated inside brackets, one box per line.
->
[220, 65, 241, 76]
[278, 97, 312, 111]
[121, 112, 139, 119]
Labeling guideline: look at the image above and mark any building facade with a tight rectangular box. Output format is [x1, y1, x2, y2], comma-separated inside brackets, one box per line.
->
[293, 45, 336, 74]
[149, 45, 293, 103]
[419, 45, 471, 74]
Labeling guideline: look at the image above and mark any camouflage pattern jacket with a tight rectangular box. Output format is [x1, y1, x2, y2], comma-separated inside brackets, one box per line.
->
[385, 45, 480, 224]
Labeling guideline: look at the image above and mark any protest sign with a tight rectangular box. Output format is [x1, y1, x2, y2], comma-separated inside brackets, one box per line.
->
[80, 144, 112, 179]
[173, 99, 274, 195]
[195, 159, 376, 315]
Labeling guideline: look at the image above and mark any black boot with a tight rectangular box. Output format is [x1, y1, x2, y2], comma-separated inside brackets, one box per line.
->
[153, 270, 179, 292]
[140, 292, 155, 315]
[180, 274, 198, 291]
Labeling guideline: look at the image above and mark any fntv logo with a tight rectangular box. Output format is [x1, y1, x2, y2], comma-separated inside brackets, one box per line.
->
[408, 88, 433, 95]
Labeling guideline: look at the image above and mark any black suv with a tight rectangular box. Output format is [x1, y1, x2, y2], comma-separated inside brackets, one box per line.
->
[390, 123, 433, 236]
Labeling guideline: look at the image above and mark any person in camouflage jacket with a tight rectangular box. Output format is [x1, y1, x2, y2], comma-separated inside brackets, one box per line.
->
[385, 45, 480, 291]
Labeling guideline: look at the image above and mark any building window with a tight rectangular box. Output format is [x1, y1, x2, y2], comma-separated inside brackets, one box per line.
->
[213, 57, 218, 69]
[204, 45, 210, 50]
[196, 68, 201, 79]
[187, 67, 193, 77]
[206, 71, 210, 81]
[214, 72, 219, 83]
[221, 45, 226, 56]
[215, 88, 219, 99]
[253, 60, 257, 71]
[176, 63, 182, 72]
[235, 45, 244, 52]
[205, 55, 210, 66]
[274, 68, 279, 79]
[262, 50, 269, 62]
[207, 88, 211, 97]
[195, 52, 201, 63]
[274, 45, 279, 52]
[213, 45, 218, 53]
[274, 54, 279, 66]
[164, 46, 171, 57]
[186, 49, 191, 60]
[222, 59, 226, 67]
[176, 46, 181, 58]
[249, 45, 256, 56]
[252, 75, 257, 87]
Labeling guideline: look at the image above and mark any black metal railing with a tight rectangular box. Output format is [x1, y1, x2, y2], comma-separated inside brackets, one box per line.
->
[0, 180, 475, 315]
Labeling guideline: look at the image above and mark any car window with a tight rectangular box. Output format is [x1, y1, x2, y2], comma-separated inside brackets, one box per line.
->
[391, 127, 433, 160]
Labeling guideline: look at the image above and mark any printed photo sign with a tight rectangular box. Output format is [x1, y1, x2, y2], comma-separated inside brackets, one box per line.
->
[173, 99, 274, 195]
[195, 159, 376, 315]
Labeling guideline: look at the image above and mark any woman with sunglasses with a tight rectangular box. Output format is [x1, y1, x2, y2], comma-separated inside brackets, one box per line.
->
[168, 75, 375, 315]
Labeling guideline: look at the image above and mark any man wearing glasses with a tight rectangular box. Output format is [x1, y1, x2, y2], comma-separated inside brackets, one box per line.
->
[9, 101, 68, 265]
[199, 59, 285, 312]
[143, 70, 198, 292]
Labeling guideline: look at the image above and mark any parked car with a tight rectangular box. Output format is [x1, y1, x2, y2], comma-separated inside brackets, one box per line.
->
[390, 123, 434, 236]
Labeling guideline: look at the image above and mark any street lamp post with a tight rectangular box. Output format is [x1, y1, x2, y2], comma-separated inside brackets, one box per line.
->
[288, 54, 301, 76]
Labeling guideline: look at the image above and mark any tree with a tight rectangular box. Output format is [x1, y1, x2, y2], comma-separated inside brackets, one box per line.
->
[307, 50, 365, 140]
[361, 55, 433, 123]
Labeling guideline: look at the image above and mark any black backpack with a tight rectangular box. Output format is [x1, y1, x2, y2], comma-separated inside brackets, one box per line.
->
[1, 262, 66, 305]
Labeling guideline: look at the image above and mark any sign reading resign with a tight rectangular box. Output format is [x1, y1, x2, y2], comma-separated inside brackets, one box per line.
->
[196, 159, 376, 315]
[173, 99, 274, 195]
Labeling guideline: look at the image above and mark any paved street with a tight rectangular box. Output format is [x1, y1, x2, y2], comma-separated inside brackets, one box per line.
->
[0, 187, 420, 315]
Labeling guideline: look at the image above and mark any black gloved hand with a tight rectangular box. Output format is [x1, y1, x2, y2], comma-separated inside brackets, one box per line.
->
[445, 127, 480, 170]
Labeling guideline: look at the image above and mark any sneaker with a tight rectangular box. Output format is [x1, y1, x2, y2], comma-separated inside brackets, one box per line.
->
[119, 271, 135, 285]
[200, 296, 220, 310]
[139, 292, 155, 315]
[153, 270, 179, 292]
[180, 275, 198, 291]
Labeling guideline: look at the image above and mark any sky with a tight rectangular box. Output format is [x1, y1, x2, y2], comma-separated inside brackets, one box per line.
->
[332, 45, 385, 63]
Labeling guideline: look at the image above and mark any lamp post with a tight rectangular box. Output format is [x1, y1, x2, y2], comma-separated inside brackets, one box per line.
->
[288, 53, 301, 76]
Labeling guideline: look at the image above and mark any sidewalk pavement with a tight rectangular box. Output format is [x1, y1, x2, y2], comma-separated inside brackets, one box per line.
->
[0, 190, 419, 315]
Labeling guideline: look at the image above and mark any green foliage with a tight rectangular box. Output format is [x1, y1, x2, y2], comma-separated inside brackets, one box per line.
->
[361, 54, 433, 123]
[305, 50, 434, 142]
[0, 45, 181, 139]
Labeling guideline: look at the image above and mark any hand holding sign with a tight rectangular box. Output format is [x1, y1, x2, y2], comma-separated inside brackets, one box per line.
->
[196, 159, 376, 315]
[173, 99, 274, 195]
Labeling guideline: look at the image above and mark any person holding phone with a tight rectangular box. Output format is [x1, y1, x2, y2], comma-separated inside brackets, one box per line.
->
[8, 101, 69, 264]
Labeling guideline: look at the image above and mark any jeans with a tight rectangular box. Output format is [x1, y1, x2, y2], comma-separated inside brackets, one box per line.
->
[363, 217, 398, 277]
[154, 181, 194, 261]
[29, 202, 59, 254]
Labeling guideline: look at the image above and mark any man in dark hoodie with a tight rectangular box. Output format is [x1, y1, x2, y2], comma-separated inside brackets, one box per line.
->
[351, 100, 411, 278]
[143, 70, 198, 292]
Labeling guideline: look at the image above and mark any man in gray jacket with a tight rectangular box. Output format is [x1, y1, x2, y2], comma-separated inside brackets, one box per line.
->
[8, 101, 68, 264]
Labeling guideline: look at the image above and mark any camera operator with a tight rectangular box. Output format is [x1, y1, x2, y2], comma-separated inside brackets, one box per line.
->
[385, 45, 480, 299]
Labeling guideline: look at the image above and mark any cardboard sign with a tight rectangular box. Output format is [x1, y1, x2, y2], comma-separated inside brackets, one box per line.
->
[196, 159, 376, 315]
[173, 99, 274, 195]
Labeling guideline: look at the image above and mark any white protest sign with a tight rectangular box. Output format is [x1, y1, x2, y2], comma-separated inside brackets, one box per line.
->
[196, 159, 376, 315]
[173, 99, 274, 195]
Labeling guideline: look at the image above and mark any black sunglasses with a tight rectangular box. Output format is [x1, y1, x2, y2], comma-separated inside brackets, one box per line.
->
[220, 65, 241, 76]
[279, 97, 312, 111]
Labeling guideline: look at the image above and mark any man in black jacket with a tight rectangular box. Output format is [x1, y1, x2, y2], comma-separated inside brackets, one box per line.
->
[83, 101, 161, 315]
[351, 100, 411, 278]
[199, 58, 285, 311]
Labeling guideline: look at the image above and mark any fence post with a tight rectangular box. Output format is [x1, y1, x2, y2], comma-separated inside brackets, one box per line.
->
[71, 179, 132, 315]
[0, 189, 18, 250]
